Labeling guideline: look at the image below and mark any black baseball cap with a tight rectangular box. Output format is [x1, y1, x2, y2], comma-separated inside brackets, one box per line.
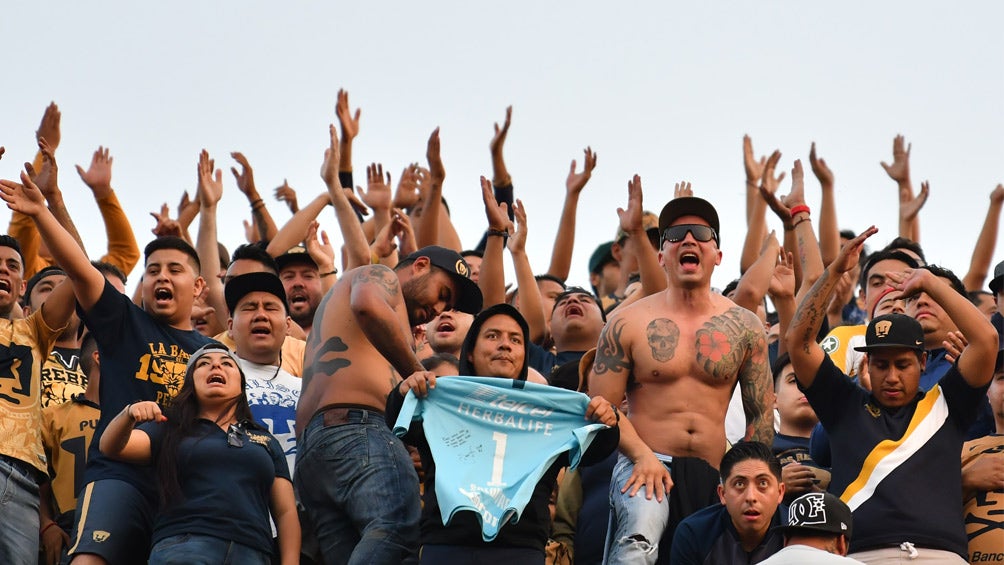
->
[989, 259, 1004, 294]
[777, 492, 853, 539]
[402, 246, 482, 315]
[225, 272, 289, 314]
[274, 245, 317, 271]
[853, 313, 925, 353]
[658, 197, 721, 245]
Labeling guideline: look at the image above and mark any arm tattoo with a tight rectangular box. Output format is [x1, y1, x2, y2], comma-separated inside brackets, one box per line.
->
[740, 330, 774, 444]
[353, 264, 400, 298]
[593, 319, 630, 376]
[790, 269, 833, 354]
[646, 318, 680, 362]
[694, 307, 752, 381]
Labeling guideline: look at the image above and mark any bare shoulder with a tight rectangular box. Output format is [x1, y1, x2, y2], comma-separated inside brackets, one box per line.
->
[347, 264, 400, 296]
[693, 295, 768, 381]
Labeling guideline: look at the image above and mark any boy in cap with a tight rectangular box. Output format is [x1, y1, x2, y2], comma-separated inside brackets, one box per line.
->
[787, 227, 997, 563]
[759, 492, 863, 564]
[295, 245, 481, 563]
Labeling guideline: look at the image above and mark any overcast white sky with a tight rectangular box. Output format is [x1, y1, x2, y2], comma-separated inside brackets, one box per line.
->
[2, 2, 1002, 294]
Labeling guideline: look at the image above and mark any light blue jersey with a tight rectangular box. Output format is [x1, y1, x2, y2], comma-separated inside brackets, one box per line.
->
[393, 376, 608, 541]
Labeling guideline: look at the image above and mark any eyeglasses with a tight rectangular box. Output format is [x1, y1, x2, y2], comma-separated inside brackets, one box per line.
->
[661, 224, 718, 246]
[227, 423, 246, 448]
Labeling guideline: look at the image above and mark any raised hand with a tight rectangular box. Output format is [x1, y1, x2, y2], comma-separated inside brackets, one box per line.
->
[674, 180, 693, 199]
[768, 248, 796, 300]
[758, 152, 792, 223]
[833, 226, 878, 274]
[274, 179, 299, 213]
[150, 203, 183, 238]
[808, 142, 833, 188]
[743, 134, 766, 184]
[230, 152, 258, 198]
[0, 172, 48, 217]
[566, 147, 597, 195]
[197, 150, 223, 208]
[320, 124, 341, 188]
[481, 176, 509, 231]
[617, 175, 644, 235]
[304, 221, 335, 271]
[901, 180, 929, 222]
[177, 190, 200, 232]
[393, 163, 421, 210]
[506, 199, 528, 255]
[783, 160, 806, 209]
[490, 106, 512, 158]
[75, 146, 114, 198]
[392, 208, 417, 256]
[880, 134, 911, 183]
[28, 137, 59, 199]
[336, 88, 361, 142]
[243, 218, 260, 243]
[36, 102, 61, 149]
[359, 163, 392, 212]
[427, 128, 445, 184]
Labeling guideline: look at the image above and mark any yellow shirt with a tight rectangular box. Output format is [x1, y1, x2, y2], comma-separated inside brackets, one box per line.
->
[961, 434, 1004, 562]
[41, 396, 99, 516]
[0, 310, 62, 473]
[820, 324, 865, 376]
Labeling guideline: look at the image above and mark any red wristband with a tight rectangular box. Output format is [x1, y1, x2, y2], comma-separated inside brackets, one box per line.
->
[789, 204, 810, 217]
[40, 521, 57, 537]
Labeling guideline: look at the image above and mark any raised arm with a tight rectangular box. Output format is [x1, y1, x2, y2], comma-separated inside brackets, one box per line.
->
[32, 138, 86, 253]
[319, 124, 371, 270]
[786, 227, 877, 388]
[810, 142, 840, 266]
[547, 147, 596, 281]
[619, 175, 665, 297]
[891, 268, 998, 388]
[349, 264, 424, 377]
[274, 179, 299, 214]
[232, 152, 278, 242]
[507, 199, 546, 344]
[304, 221, 338, 293]
[740, 135, 769, 272]
[962, 185, 1004, 291]
[880, 135, 920, 242]
[749, 150, 786, 274]
[415, 129, 445, 249]
[732, 231, 780, 313]
[336, 88, 361, 176]
[358, 163, 393, 244]
[195, 150, 229, 330]
[0, 171, 106, 310]
[477, 176, 509, 308]
[767, 250, 796, 357]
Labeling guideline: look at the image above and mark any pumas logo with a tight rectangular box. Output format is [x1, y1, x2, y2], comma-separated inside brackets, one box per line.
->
[820, 336, 839, 354]
[874, 320, 892, 338]
[455, 259, 469, 277]
[92, 530, 111, 543]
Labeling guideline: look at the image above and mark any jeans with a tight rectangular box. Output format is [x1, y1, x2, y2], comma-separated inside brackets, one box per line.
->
[295, 409, 420, 565]
[149, 534, 270, 565]
[603, 454, 670, 565]
[0, 455, 41, 565]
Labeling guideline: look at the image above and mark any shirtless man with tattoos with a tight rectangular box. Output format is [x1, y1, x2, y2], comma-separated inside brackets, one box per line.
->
[589, 192, 774, 564]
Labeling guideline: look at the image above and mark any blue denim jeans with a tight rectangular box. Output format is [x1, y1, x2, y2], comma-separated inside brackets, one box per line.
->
[0, 455, 41, 565]
[295, 409, 420, 565]
[149, 534, 270, 565]
[603, 453, 670, 565]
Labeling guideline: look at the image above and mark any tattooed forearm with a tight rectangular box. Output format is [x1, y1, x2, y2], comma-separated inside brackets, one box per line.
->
[790, 268, 835, 354]
[353, 264, 400, 298]
[646, 318, 680, 362]
[593, 319, 630, 376]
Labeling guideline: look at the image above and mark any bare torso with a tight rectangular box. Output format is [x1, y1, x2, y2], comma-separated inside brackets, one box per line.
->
[595, 291, 769, 467]
[295, 271, 411, 433]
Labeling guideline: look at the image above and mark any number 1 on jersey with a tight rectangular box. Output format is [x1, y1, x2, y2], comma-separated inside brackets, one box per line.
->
[487, 431, 508, 487]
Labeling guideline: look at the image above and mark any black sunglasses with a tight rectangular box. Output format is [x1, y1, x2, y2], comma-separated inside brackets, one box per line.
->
[661, 224, 718, 246]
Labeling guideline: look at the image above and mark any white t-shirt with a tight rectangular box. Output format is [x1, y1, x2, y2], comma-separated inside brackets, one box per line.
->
[239, 358, 301, 472]
[759, 544, 865, 564]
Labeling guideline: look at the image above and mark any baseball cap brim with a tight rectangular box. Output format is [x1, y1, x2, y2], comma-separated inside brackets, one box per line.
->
[275, 246, 317, 271]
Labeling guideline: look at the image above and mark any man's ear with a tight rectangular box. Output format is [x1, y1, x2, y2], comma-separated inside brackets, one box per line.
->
[227, 317, 234, 339]
[193, 276, 207, 298]
[22, 304, 30, 318]
[611, 242, 623, 262]
[411, 256, 431, 275]
[717, 483, 725, 505]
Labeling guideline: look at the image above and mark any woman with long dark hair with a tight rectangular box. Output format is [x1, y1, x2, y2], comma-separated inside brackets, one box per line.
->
[100, 343, 300, 564]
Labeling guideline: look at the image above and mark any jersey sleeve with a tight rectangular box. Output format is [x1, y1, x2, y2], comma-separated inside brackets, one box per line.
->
[78, 279, 131, 350]
[800, 354, 863, 429]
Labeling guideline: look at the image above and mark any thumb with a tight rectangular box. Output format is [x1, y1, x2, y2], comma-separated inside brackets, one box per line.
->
[75, 164, 85, 178]
[157, 415, 168, 423]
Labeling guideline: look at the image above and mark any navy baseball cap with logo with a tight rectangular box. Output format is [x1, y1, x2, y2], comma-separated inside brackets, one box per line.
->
[777, 492, 853, 539]
[658, 197, 721, 245]
[989, 259, 1004, 294]
[402, 246, 482, 315]
[853, 313, 925, 353]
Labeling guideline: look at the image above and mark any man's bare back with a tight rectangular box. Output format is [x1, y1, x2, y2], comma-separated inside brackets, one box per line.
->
[296, 265, 416, 433]
[592, 291, 772, 467]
